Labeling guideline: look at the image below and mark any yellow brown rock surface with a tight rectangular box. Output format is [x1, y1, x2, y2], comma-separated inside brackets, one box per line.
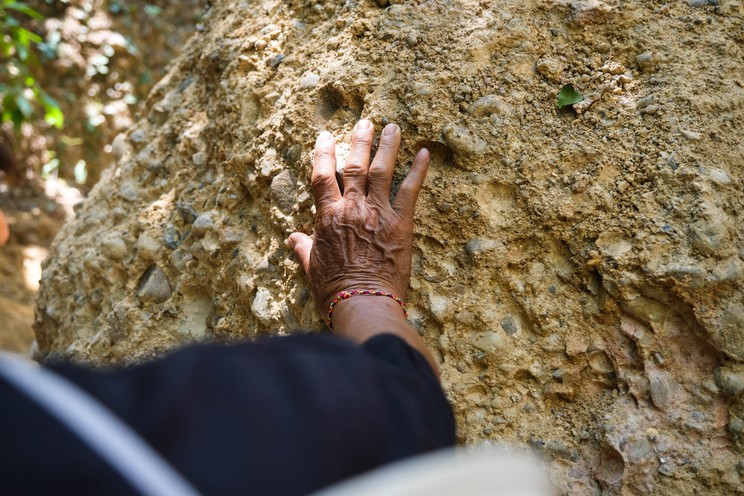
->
[35, 1, 744, 493]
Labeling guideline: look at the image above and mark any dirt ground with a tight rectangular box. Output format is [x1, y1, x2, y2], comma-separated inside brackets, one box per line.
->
[32, 0, 744, 494]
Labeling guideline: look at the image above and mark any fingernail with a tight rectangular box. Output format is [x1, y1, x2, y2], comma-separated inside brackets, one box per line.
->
[318, 131, 332, 143]
[382, 123, 399, 136]
[356, 119, 371, 130]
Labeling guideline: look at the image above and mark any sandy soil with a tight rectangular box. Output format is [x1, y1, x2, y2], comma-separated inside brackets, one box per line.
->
[34, 0, 744, 493]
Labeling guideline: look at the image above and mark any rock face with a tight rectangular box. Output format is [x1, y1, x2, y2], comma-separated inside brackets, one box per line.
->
[35, 0, 744, 493]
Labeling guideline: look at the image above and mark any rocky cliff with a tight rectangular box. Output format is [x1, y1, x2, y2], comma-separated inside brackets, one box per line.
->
[35, 0, 744, 493]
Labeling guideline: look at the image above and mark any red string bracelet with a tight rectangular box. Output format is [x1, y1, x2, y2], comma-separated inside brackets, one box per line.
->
[326, 289, 408, 331]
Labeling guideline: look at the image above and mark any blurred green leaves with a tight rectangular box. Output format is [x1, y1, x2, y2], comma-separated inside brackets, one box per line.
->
[1, 0, 64, 130]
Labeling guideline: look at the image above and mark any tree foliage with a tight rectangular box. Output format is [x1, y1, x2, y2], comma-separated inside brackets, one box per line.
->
[0, 0, 63, 130]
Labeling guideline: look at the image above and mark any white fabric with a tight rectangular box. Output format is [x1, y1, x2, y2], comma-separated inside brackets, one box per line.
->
[311, 446, 554, 496]
[0, 351, 201, 496]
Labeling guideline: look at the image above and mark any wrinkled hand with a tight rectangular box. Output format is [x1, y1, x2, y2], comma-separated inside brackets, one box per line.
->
[288, 120, 430, 317]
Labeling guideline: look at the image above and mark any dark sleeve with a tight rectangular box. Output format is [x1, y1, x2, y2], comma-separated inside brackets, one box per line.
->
[45, 333, 455, 496]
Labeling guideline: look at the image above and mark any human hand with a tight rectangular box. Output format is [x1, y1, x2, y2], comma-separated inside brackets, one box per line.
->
[288, 120, 430, 320]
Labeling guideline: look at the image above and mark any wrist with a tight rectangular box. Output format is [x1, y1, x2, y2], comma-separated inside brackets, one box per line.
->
[330, 294, 441, 377]
[331, 295, 409, 339]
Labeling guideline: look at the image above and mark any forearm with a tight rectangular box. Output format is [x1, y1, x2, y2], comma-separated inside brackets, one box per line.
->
[332, 297, 439, 376]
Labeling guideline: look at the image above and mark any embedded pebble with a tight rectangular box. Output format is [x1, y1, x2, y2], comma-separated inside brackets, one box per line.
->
[130, 129, 146, 143]
[251, 287, 274, 325]
[637, 96, 657, 109]
[443, 122, 488, 160]
[111, 133, 129, 160]
[192, 152, 207, 166]
[137, 266, 172, 303]
[299, 72, 320, 88]
[544, 440, 577, 461]
[270, 170, 298, 213]
[136, 233, 160, 260]
[636, 51, 655, 71]
[534, 58, 564, 82]
[102, 235, 127, 260]
[191, 214, 214, 237]
[465, 238, 504, 255]
[164, 225, 181, 249]
[625, 437, 654, 464]
[468, 94, 514, 118]
[267, 54, 285, 68]
[500, 314, 519, 335]
[119, 182, 138, 202]
[709, 168, 732, 185]
[689, 219, 727, 256]
[176, 203, 197, 224]
[729, 417, 744, 434]
[680, 129, 702, 141]
[429, 294, 452, 321]
[469, 331, 508, 358]
[649, 375, 674, 410]
[717, 368, 744, 396]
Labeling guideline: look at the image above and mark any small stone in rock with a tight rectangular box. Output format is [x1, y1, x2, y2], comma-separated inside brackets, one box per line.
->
[136, 233, 160, 260]
[137, 266, 172, 303]
[176, 203, 197, 224]
[102, 235, 127, 260]
[267, 54, 285, 68]
[192, 152, 207, 166]
[191, 214, 214, 237]
[717, 368, 744, 396]
[300, 72, 320, 88]
[251, 287, 274, 325]
[130, 129, 146, 143]
[119, 182, 138, 202]
[164, 225, 181, 249]
[465, 238, 503, 256]
[271, 170, 298, 214]
[501, 314, 519, 335]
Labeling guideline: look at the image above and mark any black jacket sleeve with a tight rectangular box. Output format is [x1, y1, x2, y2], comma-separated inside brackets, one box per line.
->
[1, 333, 455, 496]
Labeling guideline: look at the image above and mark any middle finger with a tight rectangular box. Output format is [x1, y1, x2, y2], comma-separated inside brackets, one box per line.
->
[342, 119, 374, 198]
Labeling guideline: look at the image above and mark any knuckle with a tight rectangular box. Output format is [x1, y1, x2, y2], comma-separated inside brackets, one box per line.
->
[377, 140, 397, 153]
[311, 174, 335, 190]
[314, 147, 334, 161]
[352, 133, 374, 146]
[343, 160, 366, 175]
[367, 166, 388, 180]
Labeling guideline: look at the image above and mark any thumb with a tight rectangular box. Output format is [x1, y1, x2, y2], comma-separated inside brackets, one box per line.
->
[287, 232, 313, 274]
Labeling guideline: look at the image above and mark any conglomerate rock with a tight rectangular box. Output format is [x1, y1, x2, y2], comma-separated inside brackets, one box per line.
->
[35, 0, 744, 493]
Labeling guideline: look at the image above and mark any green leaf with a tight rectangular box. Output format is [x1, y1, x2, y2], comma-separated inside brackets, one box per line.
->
[16, 27, 43, 45]
[14, 93, 32, 117]
[40, 93, 64, 128]
[44, 105, 64, 128]
[557, 84, 584, 109]
[4, 2, 44, 19]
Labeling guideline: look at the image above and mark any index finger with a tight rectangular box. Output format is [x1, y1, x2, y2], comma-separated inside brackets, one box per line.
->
[311, 131, 342, 210]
